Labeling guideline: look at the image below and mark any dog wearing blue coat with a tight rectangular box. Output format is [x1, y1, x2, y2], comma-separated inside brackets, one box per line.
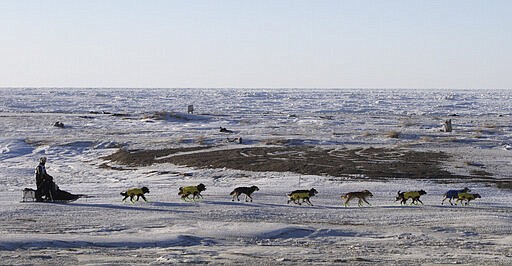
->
[442, 187, 470, 205]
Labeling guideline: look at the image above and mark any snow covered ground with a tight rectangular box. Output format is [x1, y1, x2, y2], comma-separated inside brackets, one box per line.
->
[0, 88, 511, 265]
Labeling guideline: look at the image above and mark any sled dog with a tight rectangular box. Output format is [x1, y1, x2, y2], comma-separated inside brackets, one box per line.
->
[121, 187, 150, 203]
[341, 190, 373, 207]
[396, 190, 427, 205]
[287, 188, 318, 206]
[230, 186, 259, 202]
[178, 183, 206, 201]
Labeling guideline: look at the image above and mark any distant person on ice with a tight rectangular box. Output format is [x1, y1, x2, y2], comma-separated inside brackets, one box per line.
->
[34, 157, 80, 202]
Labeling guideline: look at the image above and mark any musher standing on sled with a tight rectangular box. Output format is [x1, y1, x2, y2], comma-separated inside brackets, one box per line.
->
[34, 157, 82, 202]
[35, 156, 54, 201]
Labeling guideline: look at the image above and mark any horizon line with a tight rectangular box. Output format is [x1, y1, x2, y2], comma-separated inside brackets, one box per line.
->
[1, 87, 511, 90]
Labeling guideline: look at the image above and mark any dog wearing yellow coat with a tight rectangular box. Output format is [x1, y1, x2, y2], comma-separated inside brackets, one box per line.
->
[396, 190, 427, 205]
[178, 183, 206, 201]
[455, 192, 481, 206]
[121, 187, 150, 203]
[287, 188, 318, 206]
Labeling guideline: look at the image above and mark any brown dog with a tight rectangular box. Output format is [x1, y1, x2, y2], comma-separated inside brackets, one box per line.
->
[341, 190, 373, 207]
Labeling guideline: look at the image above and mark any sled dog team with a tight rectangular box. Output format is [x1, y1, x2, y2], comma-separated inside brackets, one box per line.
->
[121, 184, 481, 207]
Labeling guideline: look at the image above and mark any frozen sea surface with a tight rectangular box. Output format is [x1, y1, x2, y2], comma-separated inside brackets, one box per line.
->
[0, 88, 511, 265]
[1, 88, 511, 149]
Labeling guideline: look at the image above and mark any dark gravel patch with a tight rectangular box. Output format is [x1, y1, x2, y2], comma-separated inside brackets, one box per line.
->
[103, 146, 465, 180]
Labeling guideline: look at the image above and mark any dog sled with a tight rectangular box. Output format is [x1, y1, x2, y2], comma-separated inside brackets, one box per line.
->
[21, 187, 86, 203]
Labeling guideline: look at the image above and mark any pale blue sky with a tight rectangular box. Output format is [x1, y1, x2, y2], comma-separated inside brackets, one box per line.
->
[1, 0, 511, 88]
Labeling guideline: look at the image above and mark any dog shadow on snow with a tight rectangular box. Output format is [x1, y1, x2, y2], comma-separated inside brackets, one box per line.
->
[67, 202, 193, 213]
[201, 200, 348, 210]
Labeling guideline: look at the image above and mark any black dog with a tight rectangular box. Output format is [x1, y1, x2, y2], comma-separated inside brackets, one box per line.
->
[230, 186, 259, 202]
